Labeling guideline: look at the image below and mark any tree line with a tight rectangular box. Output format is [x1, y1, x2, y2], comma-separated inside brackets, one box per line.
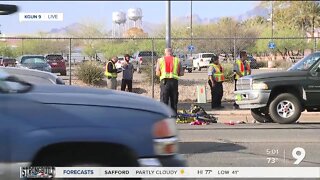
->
[0, 1, 319, 60]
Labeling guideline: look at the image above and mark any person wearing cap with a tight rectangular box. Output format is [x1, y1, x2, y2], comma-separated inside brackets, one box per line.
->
[233, 50, 251, 109]
[208, 55, 225, 109]
[156, 48, 184, 113]
[121, 54, 134, 92]
[105, 56, 121, 90]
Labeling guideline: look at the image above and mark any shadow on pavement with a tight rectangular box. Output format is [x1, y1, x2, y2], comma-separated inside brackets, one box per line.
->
[179, 142, 246, 154]
[132, 88, 147, 94]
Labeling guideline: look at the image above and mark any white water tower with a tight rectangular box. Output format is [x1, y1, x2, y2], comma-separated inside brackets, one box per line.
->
[127, 8, 143, 28]
[112, 11, 127, 37]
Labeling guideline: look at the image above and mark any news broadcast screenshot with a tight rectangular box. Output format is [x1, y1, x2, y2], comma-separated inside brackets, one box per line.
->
[0, 0, 319, 179]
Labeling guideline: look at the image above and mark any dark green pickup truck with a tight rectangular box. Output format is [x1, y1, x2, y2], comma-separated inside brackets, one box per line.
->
[235, 52, 320, 124]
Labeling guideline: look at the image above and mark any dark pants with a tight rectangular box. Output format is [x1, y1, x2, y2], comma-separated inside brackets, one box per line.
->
[160, 78, 178, 113]
[208, 80, 223, 108]
[121, 79, 133, 92]
[234, 79, 238, 107]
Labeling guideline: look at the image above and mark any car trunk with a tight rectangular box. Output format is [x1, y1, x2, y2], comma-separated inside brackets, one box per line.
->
[47, 56, 65, 68]
[138, 52, 157, 66]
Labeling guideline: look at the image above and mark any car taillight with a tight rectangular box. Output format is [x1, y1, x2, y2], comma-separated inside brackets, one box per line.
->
[139, 57, 142, 63]
[152, 118, 178, 155]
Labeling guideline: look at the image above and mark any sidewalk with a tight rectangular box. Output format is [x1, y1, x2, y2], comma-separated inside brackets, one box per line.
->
[178, 102, 245, 115]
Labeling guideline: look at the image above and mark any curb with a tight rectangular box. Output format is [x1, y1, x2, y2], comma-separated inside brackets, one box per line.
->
[208, 111, 251, 115]
[207, 110, 320, 116]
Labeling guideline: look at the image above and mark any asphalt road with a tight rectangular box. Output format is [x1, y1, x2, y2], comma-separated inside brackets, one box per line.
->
[178, 123, 320, 168]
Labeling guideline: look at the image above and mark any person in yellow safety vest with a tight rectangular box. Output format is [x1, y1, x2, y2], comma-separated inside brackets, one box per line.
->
[233, 50, 251, 109]
[105, 56, 121, 90]
[156, 48, 184, 114]
[208, 55, 225, 109]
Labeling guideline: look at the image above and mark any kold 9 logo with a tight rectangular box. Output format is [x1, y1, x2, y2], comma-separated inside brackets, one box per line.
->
[292, 147, 306, 165]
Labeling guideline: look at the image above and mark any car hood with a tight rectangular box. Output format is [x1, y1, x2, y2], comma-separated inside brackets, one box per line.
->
[247, 70, 309, 80]
[26, 85, 174, 117]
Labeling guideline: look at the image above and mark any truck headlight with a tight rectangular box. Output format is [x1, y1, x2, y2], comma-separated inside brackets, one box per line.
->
[152, 118, 178, 155]
[252, 82, 268, 90]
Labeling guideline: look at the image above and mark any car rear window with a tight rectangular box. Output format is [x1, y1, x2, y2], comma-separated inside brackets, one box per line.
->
[21, 57, 46, 64]
[202, 54, 215, 58]
[46, 55, 63, 60]
[139, 51, 157, 56]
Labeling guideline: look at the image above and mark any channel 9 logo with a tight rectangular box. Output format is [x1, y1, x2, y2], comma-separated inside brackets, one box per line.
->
[20, 167, 55, 178]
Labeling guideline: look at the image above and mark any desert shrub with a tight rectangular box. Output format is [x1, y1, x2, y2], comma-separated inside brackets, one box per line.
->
[256, 60, 268, 68]
[76, 61, 104, 85]
[222, 63, 234, 83]
[143, 65, 160, 85]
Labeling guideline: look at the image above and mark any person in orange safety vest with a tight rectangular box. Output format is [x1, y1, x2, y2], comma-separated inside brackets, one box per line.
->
[156, 48, 184, 114]
[233, 50, 251, 109]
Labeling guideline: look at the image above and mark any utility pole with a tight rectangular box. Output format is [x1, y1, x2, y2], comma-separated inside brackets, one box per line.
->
[271, 1, 274, 42]
[166, 0, 171, 48]
[271, 1, 275, 61]
[190, 0, 193, 57]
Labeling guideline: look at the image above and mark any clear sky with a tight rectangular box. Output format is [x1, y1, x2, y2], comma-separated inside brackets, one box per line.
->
[0, 1, 258, 35]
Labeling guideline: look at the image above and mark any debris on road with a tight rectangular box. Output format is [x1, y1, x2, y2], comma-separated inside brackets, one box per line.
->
[224, 121, 235, 125]
[190, 120, 208, 125]
[176, 104, 218, 125]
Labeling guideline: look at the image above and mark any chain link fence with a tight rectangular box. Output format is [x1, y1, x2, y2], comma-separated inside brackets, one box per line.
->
[0, 36, 318, 101]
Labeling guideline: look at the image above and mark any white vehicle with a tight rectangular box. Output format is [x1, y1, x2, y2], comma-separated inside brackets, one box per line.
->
[192, 53, 216, 71]
[115, 56, 125, 69]
[115, 56, 137, 70]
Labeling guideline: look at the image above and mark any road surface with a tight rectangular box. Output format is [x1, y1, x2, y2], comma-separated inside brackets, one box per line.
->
[178, 123, 320, 167]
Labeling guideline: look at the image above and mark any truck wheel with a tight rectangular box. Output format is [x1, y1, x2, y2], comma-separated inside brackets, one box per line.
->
[269, 93, 302, 124]
[251, 108, 273, 123]
[188, 69, 192, 73]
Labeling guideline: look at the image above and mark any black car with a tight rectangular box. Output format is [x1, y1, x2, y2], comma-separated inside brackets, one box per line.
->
[16, 55, 52, 72]
[247, 55, 259, 69]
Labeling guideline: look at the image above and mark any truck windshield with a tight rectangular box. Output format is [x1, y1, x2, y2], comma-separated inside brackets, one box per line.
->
[288, 53, 320, 71]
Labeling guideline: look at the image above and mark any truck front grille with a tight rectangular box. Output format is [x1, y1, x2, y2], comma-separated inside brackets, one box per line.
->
[236, 78, 252, 90]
